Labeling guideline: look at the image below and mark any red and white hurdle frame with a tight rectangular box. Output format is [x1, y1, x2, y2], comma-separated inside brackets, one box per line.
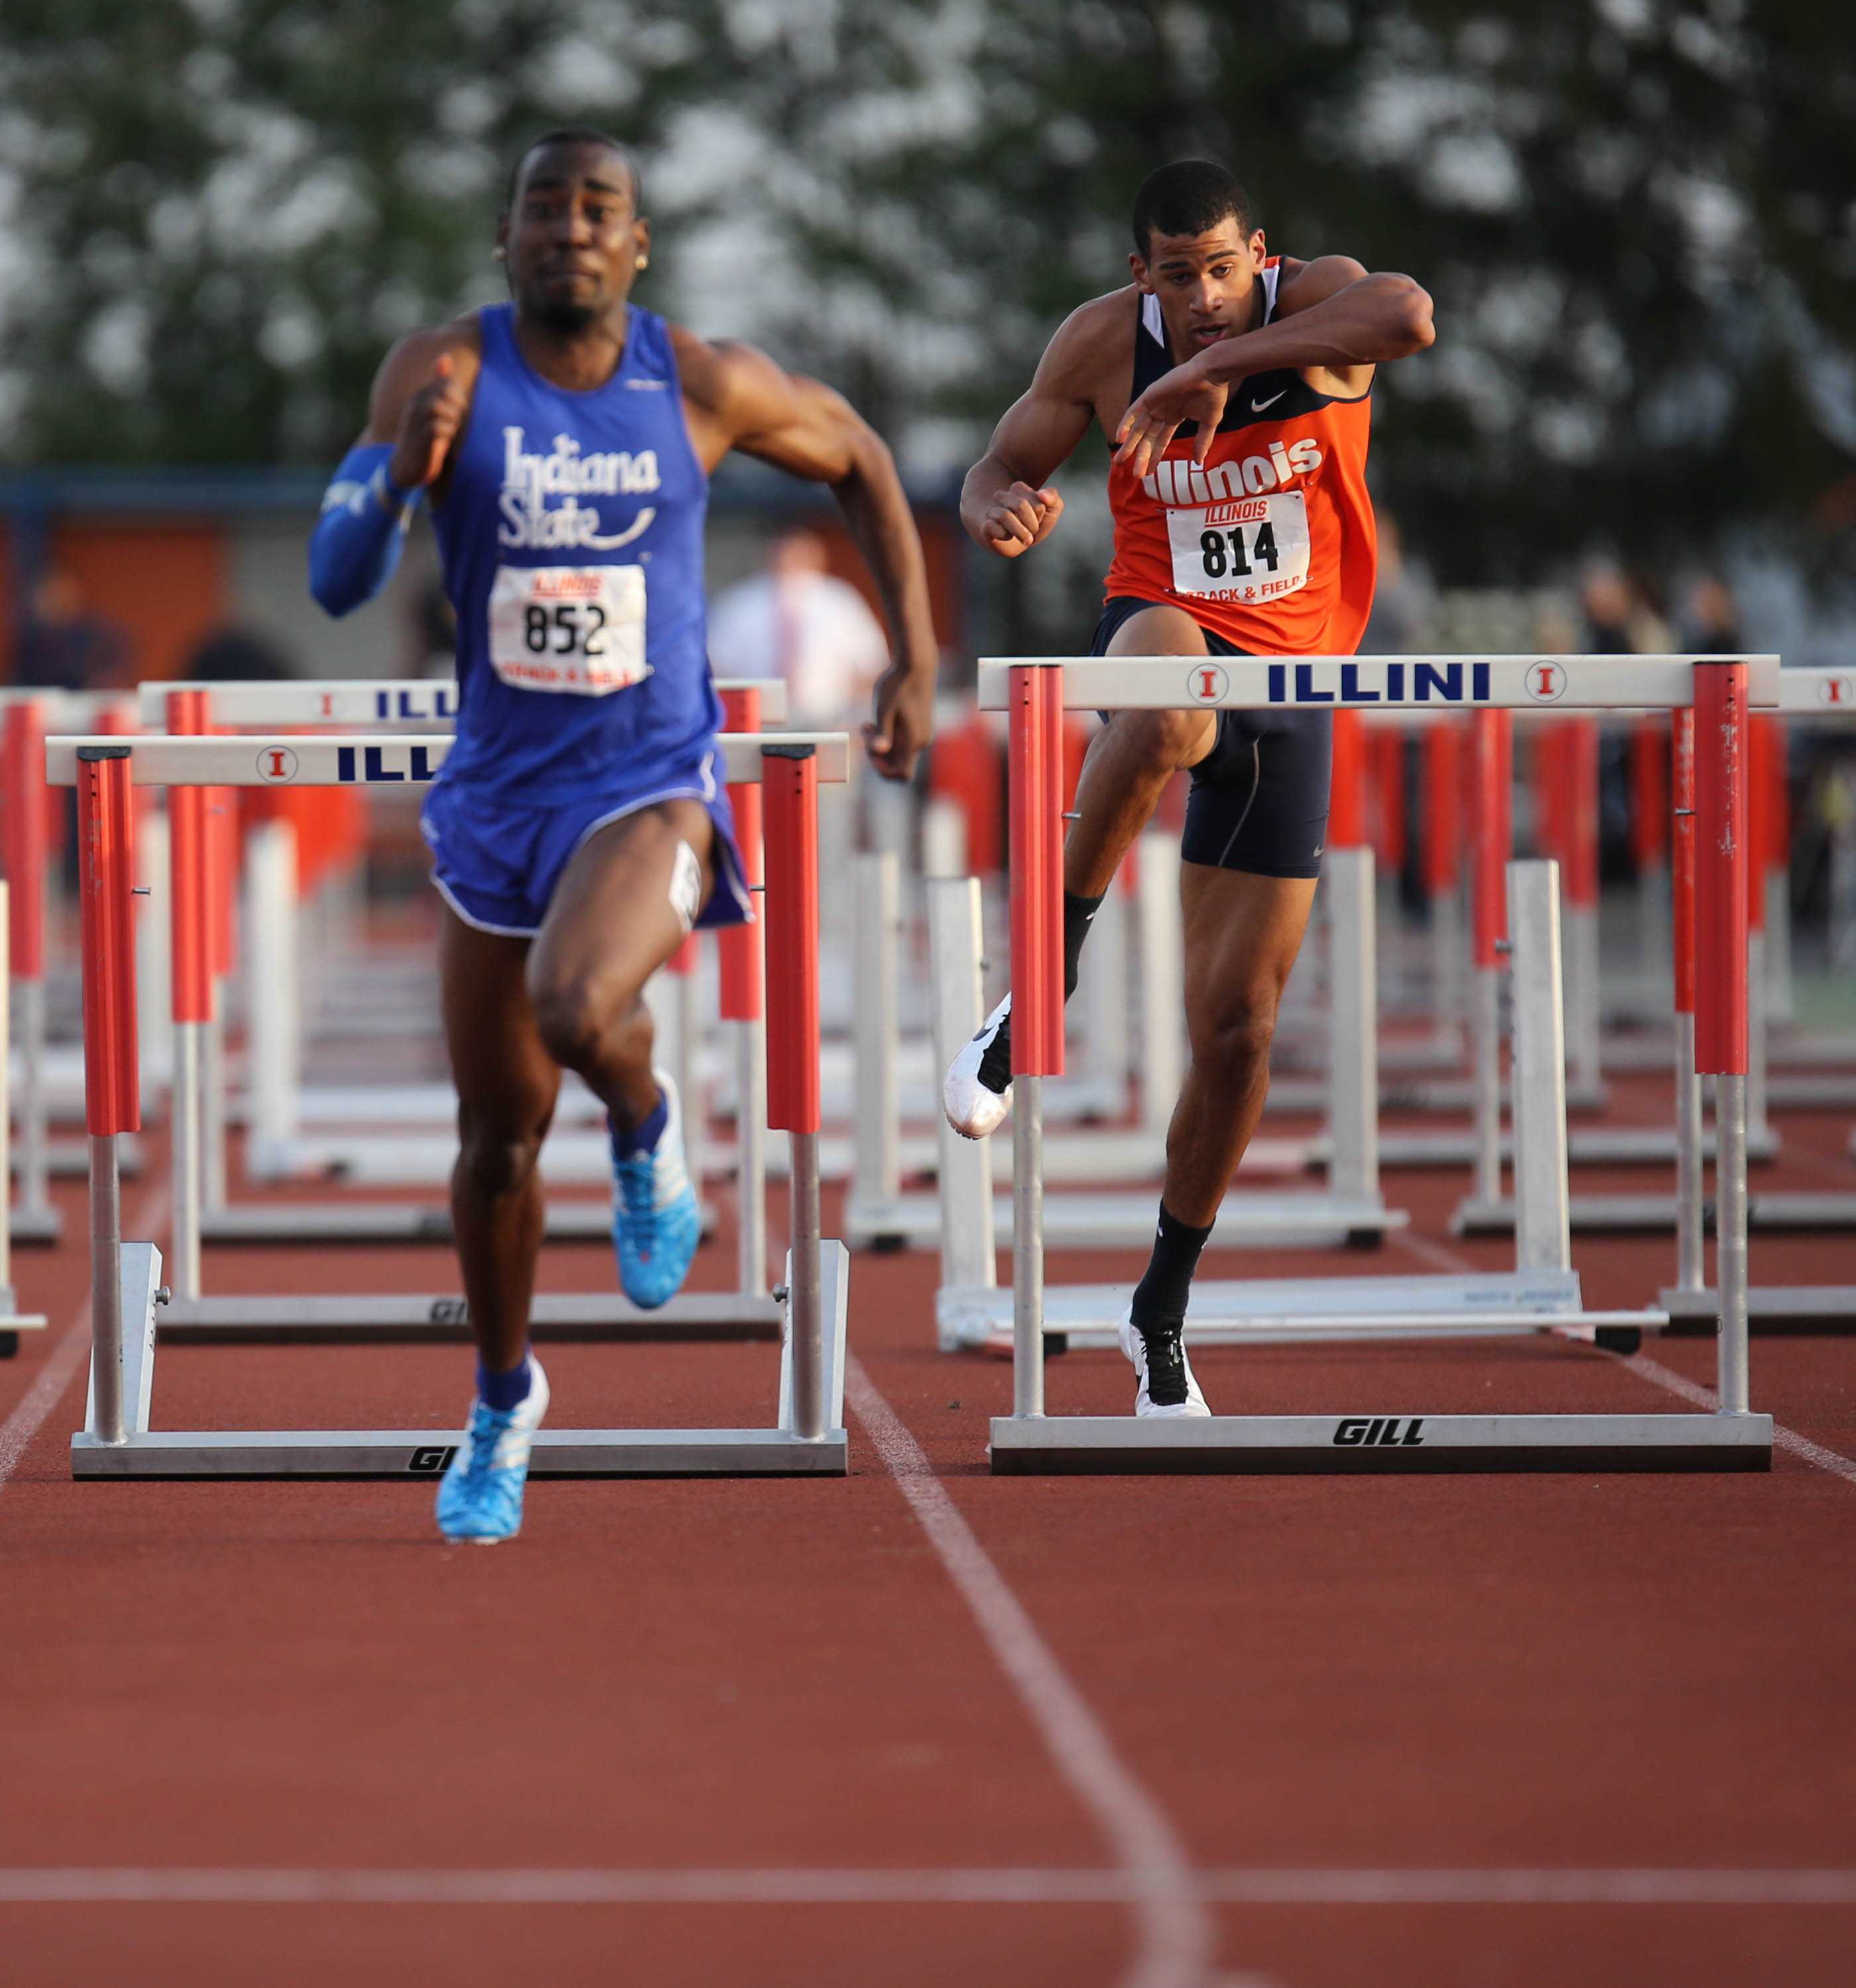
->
[60, 733, 846, 1476]
[978, 652, 1776, 1473]
[139, 678, 785, 1240]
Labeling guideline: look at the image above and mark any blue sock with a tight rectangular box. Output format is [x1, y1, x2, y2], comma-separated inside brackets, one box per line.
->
[612, 1088, 668, 1158]
[477, 1353, 532, 1412]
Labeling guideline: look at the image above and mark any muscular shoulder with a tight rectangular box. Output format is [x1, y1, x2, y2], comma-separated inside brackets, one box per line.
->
[667, 323, 788, 420]
[366, 312, 484, 438]
[1034, 287, 1137, 404]
[1274, 255, 1368, 316]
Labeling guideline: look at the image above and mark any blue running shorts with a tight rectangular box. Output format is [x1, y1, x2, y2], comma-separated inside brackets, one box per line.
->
[421, 754, 752, 938]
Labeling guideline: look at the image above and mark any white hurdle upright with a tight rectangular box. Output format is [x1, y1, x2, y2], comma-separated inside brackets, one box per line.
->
[932, 846, 1655, 1354]
[64, 735, 847, 1478]
[0, 883, 50, 1355]
[50, 725, 849, 1350]
[982, 653, 1774, 1473]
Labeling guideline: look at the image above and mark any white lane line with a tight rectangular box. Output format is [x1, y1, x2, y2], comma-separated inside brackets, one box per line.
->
[0, 1183, 169, 1498]
[1395, 1224, 1856, 1485]
[1623, 1352, 1856, 1485]
[845, 1358, 1229, 1988]
[0, 1866, 1849, 1906]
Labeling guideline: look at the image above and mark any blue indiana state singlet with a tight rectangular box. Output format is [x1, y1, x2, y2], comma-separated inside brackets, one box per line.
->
[422, 301, 748, 936]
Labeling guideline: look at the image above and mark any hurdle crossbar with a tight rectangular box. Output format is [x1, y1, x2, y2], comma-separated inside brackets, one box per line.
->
[60, 737, 849, 1477]
[977, 654, 1772, 1473]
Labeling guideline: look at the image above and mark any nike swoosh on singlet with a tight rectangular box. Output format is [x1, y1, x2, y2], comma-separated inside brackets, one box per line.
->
[1250, 388, 1287, 412]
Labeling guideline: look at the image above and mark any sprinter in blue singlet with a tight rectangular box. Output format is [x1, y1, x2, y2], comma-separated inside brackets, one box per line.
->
[310, 129, 939, 1542]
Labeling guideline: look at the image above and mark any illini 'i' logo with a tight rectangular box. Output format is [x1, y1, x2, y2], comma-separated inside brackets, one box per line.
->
[1820, 673, 1853, 710]
[256, 745, 299, 783]
[1525, 660, 1568, 703]
[1186, 662, 1230, 704]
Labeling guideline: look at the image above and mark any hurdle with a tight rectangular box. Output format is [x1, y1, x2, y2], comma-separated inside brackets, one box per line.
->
[48, 727, 849, 1348]
[66, 737, 847, 1477]
[983, 653, 1773, 1473]
[0, 884, 49, 1356]
[139, 678, 784, 1237]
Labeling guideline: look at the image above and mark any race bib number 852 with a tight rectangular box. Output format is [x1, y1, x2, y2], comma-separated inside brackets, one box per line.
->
[1166, 491, 1310, 605]
[488, 564, 648, 696]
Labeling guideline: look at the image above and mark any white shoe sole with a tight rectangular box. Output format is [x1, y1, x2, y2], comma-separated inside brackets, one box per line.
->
[944, 997, 1013, 1139]
[1117, 1315, 1211, 1418]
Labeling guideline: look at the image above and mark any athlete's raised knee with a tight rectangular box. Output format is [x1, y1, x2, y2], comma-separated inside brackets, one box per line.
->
[528, 973, 648, 1076]
[1111, 708, 1211, 771]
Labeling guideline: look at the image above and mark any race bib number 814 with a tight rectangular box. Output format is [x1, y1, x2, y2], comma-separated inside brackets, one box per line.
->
[1166, 491, 1310, 606]
[489, 564, 648, 696]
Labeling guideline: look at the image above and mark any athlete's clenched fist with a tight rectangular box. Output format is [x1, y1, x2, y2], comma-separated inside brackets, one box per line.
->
[389, 353, 469, 491]
[977, 480, 1064, 558]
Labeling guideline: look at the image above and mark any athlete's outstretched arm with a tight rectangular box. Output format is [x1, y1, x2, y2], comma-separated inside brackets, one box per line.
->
[1115, 261, 1434, 477]
[308, 325, 479, 617]
[681, 338, 940, 780]
[960, 310, 1099, 559]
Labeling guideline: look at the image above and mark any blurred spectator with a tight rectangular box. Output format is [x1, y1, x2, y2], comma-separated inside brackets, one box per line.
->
[408, 576, 457, 680]
[178, 623, 295, 682]
[1357, 514, 1430, 655]
[1679, 574, 1745, 653]
[707, 525, 889, 727]
[1578, 560, 1675, 879]
[13, 566, 129, 690]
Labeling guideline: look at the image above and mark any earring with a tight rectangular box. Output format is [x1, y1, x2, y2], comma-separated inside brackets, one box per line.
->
[635, 256, 649, 271]
[493, 246, 506, 260]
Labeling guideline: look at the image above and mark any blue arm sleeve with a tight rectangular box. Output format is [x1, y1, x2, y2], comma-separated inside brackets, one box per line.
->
[308, 444, 422, 617]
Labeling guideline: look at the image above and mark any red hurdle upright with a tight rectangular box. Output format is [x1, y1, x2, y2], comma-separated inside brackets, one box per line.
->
[1694, 662, 1752, 1411]
[76, 745, 141, 1446]
[720, 686, 769, 1299]
[3, 702, 55, 1235]
[1008, 662, 1065, 1417]
[762, 741, 826, 1442]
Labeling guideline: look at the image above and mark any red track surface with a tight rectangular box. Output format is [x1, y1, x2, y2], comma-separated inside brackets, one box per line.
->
[3, 1075, 1855, 1986]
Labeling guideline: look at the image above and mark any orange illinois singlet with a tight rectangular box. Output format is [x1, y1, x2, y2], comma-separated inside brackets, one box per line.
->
[1104, 259, 1378, 656]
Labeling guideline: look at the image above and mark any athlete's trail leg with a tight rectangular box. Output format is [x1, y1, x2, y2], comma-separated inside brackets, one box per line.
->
[1162, 865, 1318, 1226]
[440, 912, 561, 1371]
[1064, 603, 1217, 895]
[526, 798, 718, 1132]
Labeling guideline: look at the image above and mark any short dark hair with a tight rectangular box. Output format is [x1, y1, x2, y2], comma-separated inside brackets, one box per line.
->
[505, 127, 643, 212]
[1132, 160, 1255, 257]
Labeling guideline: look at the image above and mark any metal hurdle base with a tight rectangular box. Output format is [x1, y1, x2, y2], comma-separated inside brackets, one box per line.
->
[197, 1198, 719, 1247]
[72, 1243, 847, 1478]
[1455, 1191, 1856, 1237]
[1, 1288, 48, 1358]
[1660, 1286, 1856, 1334]
[854, 1187, 1401, 1255]
[4, 1206, 62, 1245]
[987, 1411, 1773, 1473]
[939, 1269, 1658, 1355]
[158, 1288, 782, 1343]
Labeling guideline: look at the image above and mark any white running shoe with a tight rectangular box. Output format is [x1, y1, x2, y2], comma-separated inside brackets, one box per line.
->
[1117, 1312, 1211, 1418]
[944, 995, 1014, 1139]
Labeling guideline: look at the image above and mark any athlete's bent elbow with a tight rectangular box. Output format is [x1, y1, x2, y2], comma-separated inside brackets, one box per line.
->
[1398, 283, 1436, 355]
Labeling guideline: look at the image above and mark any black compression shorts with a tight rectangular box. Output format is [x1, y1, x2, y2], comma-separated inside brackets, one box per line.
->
[1089, 595, 1333, 879]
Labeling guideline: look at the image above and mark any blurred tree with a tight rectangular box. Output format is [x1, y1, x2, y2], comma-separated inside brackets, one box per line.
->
[1, 0, 1851, 622]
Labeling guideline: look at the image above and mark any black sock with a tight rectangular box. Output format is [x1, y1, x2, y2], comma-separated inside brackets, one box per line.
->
[977, 889, 1106, 1094]
[1061, 887, 1107, 1000]
[1130, 1203, 1215, 1339]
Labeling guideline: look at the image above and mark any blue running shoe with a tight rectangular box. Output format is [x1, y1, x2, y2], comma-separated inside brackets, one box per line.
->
[435, 1358, 550, 1544]
[612, 1071, 701, 1310]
